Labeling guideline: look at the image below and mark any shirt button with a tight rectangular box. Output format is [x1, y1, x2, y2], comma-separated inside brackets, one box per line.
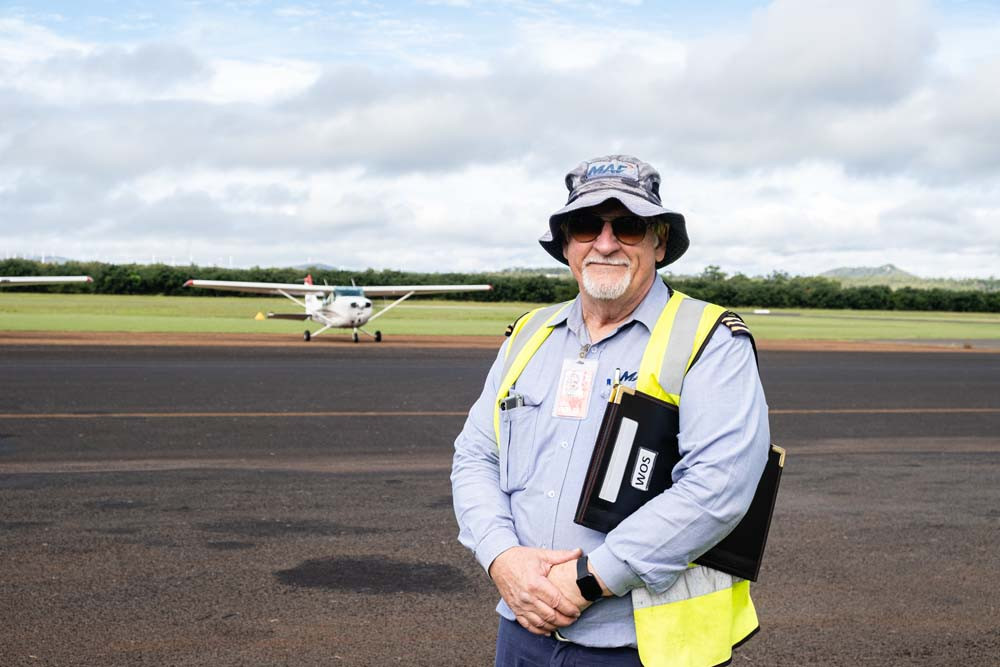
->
[546, 490, 556, 498]
[560, 441, 568, 449]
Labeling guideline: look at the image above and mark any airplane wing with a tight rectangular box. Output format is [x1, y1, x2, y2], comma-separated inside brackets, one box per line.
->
[362, 284, 492, 297]
[183, 279, 336, 295]
[266, 312, 311, 320]
[0, 276, 93, 286]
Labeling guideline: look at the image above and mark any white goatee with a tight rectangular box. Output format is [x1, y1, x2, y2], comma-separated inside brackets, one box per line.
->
[581, 256, 632, 300]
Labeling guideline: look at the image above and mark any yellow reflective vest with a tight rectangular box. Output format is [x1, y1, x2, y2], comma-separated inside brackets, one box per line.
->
[492, 289, 759, 667]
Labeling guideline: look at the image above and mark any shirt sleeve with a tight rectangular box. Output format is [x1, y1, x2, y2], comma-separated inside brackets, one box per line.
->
[451, 343, 521, 573]
[587, 325, 771, 595]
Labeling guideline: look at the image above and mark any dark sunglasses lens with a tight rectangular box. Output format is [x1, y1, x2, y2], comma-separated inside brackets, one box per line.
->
[568, 215, 604, 242]
[612, 216, 647, 244]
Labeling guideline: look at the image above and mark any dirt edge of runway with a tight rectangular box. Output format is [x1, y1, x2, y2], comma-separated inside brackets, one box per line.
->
[1, 330, 997, 352]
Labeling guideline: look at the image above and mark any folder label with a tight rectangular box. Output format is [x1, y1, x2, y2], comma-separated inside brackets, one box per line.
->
[630, 447, 657, 491]
[598, 417, 638, 503]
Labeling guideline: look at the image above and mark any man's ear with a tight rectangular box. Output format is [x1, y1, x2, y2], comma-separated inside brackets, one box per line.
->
[654, 226, 668, 262]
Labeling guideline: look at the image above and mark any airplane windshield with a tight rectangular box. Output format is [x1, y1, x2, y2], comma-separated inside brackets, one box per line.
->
[334, 287, 364, 297]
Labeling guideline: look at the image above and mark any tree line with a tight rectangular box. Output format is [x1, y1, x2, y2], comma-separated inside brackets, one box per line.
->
[2, 259, 998, 313]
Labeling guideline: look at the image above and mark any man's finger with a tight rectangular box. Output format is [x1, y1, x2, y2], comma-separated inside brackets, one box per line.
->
[542, 547, 583, 566]
[517, 613, 554, 635]
[515, 615, 547, 636]
[532, 601, 576, 628]
[514, 592, 575, 627]
[540, 588, 581, 620]
[524, 590, 579, 627]
[534, 579, 582, 619]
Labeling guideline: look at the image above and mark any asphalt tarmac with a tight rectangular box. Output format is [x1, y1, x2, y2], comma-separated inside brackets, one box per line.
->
[1, 342, 998, 666]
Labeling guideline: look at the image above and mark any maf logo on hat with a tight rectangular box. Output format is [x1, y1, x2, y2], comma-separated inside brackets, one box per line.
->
[584, 159, 639, 183]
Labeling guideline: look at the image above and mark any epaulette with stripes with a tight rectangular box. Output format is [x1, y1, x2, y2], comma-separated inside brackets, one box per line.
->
[720, 311, 752, 338]
[504, 312, 529, 337]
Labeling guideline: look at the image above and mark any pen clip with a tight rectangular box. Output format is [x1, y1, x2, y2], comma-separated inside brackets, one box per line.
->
[500, 393, 524, 411]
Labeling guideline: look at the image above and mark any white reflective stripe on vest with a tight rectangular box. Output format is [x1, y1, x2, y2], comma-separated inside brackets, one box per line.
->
[497, 289, 758, 667]
[657, 297, 705, 396]
[631, 567, 741, 609]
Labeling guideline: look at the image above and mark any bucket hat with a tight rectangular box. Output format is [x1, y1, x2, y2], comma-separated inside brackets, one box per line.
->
[540, 155, 688, 268]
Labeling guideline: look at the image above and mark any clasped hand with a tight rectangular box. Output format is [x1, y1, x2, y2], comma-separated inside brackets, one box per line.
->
[488, 546, 593, 636]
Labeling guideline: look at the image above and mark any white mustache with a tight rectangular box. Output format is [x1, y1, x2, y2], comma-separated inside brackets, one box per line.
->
[583, 255, 629, 267]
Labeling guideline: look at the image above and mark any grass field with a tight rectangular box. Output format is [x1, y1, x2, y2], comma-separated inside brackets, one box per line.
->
[1, 293, 999, 341]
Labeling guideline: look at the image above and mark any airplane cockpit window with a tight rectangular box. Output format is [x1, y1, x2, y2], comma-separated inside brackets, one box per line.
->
[334, 287, 364, 297]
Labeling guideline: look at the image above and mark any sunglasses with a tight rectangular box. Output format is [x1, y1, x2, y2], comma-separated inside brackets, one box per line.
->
[565, 213, 649, 245]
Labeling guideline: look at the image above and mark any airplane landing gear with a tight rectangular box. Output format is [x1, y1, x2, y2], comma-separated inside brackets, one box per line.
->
[356, 327, 380, 342]
[304, 330, 311, 342]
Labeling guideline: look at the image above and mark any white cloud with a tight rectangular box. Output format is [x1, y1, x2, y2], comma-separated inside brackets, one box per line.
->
[0, 17, 86, 64]
[1, 1, 998, 279]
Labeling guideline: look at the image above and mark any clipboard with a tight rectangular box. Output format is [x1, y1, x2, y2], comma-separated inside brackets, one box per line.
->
[574, 385, 784, 581]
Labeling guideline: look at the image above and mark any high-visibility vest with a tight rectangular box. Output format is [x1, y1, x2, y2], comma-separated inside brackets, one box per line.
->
[492, 289, 759, 667]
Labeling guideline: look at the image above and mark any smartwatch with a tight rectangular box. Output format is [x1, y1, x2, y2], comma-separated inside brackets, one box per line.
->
[576, 554, 603, 602]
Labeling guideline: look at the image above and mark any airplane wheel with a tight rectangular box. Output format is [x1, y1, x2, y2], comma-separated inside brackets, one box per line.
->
[375, 331, 382, 342]
[352, 332, 359, 343]
[304, 330, 311, 342]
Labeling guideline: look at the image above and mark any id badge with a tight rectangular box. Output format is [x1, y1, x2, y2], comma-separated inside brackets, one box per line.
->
[553, 358, 598, 419]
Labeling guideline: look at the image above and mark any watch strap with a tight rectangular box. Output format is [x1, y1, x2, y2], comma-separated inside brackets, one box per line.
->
[575, 554, 603, 601]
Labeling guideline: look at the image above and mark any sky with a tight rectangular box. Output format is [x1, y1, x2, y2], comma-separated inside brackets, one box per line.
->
[1, 0, 998, 278]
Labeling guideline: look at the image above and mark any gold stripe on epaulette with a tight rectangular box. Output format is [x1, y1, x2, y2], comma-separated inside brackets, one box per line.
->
[720, 311, 752, 337]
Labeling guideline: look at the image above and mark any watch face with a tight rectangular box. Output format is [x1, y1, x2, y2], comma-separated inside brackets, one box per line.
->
[576, 572, 602, 601]
[578, 575, 602, 601]
[576, 556, 602, 601]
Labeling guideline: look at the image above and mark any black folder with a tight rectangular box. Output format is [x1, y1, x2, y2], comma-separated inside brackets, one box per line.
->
[574, 385, 784, 581]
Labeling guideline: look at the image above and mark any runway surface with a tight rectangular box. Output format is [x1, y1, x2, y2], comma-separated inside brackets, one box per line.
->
[1, 342, 998, 666]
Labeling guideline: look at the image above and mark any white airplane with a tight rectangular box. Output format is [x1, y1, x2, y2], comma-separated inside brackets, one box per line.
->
[184, 275, 491, 342]
[0, 276, 93, 286]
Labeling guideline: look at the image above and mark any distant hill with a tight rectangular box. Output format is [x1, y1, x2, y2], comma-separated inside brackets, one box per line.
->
[820, 264, 999, 292]
[821, 264, 916, 280]
[292, 263, 339, 271]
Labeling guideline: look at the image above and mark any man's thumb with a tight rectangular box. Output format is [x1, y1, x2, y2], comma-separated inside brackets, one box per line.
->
[544, 547, 583, 564]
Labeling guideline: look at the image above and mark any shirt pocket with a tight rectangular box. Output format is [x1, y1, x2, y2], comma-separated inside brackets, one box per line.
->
[498, 394, 541, 493]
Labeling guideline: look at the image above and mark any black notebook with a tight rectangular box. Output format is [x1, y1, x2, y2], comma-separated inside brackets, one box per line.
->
[574, 385, 784, 581]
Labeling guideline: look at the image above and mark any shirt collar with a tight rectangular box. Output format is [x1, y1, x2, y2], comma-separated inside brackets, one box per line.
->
[557, 275, 672, 341]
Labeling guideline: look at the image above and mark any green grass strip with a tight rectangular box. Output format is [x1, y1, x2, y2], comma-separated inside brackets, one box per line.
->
[1, 293, 998, 340]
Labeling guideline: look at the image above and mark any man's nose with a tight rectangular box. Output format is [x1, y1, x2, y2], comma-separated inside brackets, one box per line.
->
[592, 221, 621, 253]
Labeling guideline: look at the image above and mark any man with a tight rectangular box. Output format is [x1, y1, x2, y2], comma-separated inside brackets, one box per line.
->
[452, 155, 769, 667]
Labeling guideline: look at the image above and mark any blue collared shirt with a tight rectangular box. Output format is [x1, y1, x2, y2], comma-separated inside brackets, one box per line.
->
[451, 278, 769, 648]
